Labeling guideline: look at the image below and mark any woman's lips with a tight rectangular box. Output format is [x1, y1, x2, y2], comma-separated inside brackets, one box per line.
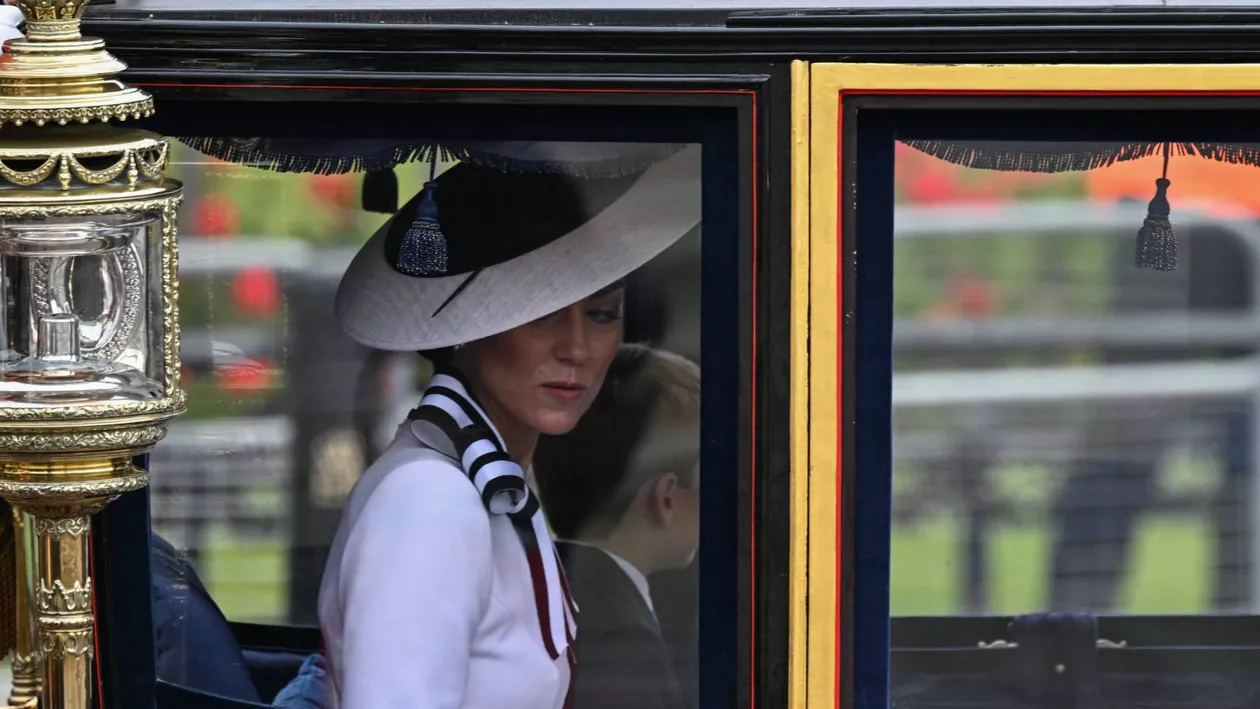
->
[541, 382, 586, 400]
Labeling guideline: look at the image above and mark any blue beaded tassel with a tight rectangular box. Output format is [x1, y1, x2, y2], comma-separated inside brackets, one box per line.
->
[396, 153, 449, 277]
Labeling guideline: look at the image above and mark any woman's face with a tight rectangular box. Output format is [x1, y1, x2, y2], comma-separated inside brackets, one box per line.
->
[459, 284, 624, 439]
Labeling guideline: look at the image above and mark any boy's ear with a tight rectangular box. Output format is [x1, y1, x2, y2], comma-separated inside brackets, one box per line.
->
[649, 473, 681, 525]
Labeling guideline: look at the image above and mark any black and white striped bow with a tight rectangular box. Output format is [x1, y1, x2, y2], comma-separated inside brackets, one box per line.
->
[407, 369, 577, 662]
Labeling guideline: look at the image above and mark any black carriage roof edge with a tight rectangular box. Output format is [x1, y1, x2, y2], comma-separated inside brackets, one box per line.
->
[84, 1, 1260, 29]
[79, 2, 1260, 64]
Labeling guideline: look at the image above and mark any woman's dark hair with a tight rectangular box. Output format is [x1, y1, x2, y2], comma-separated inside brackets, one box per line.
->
[418, 347, 455, 368]
[533, 343, 700, 540]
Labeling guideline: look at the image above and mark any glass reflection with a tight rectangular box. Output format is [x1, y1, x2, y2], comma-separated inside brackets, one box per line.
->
[889, 138, 1260, 709]
[535, 344, 701, 709]
[148, 140, 703, 709]
[892, 140, 1260, 617]
[0, 215, 163, 406]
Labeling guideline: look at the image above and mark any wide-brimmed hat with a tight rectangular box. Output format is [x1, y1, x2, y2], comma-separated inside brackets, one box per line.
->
[335, 143, 701, 351]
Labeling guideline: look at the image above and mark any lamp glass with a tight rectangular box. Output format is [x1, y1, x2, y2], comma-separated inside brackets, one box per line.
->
[0, 212, 164, 408]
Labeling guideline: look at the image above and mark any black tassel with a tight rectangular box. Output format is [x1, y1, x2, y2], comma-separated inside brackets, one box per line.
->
[1136, 144, 1177, 272]
[394, 155, 449, 277]
[1136, 181, 1176, 271]
[362, 169, 398, 214]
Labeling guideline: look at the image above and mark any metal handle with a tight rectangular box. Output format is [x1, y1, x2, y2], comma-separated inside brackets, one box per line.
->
[977, 639, 1128, 649]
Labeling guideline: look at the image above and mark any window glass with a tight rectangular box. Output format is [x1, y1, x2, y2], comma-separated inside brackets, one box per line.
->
[153, 146, 389, 624]
[892, 140, 1259, 617]
[151, 138, 705, 709]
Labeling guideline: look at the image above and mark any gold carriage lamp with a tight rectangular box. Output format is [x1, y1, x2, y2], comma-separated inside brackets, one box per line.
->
[0, 2, 184, 709]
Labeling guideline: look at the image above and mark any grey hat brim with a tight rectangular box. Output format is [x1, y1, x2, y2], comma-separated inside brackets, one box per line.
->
[335, 144, 701, 351]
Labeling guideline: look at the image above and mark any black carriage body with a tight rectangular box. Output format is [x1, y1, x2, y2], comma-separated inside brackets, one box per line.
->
[75, 4, 1260, 709]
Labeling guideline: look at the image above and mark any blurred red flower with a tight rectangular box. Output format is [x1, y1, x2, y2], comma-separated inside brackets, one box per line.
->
[907, 167, 959, 204]
[232, 266, 280, 318]
[190, 193, 240, 238]
[307, 174, 356, 208]
[953, 275, 998, 317]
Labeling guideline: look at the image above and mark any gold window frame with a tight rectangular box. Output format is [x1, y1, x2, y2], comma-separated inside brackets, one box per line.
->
[790, 61, 1260, 709]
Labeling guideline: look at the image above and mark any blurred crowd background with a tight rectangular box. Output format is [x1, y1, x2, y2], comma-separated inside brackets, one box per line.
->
[152, 139, 1260, 625]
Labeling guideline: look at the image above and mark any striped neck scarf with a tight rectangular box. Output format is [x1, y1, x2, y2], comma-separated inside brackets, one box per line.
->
[407, 369, 578, 665]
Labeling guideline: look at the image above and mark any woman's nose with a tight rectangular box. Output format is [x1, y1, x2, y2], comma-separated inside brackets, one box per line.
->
[554, 307, 590, 364]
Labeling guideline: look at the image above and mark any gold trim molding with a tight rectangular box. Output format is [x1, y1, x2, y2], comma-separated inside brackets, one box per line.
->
[811, 62, 1260, 93]
[788, 59, 817, 709]
[0, 471, 148, 506]
[0, 99, 156, 130]
[800, 61, 1260, 709]
[0, 129, 169, 191]
[0, 424, 167, 455]
[801, 60, 843, 709]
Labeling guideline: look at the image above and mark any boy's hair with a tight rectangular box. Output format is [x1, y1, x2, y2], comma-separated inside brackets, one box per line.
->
[534, 343, 700, 541]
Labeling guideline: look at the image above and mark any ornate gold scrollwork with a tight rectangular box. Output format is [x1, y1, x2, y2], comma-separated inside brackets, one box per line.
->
[29, 517, 90, 539]
[4, 101, 157, 129]
[0, 157, 57, 188]
[14, 0, 92, 22]
[0, 424, 166, 456]
[0, 131, 169, 191]
[1, 472, 148, 506]
[12, 0, 92, 40]
[36, 580, 90, 614]
[37, 628, 92, 660]
[160, 198, 183, 399]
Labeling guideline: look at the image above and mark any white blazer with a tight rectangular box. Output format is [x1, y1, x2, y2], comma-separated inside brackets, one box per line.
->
[318, 426, 572, 709]
[0, 7, 23, 45]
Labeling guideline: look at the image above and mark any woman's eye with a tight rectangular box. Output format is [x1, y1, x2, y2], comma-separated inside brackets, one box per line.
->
[588, 309, 622, 324]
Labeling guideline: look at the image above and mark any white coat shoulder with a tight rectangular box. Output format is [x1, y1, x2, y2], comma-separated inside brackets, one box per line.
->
[0, 7, 22, 44]
[326, 441, 496, 709]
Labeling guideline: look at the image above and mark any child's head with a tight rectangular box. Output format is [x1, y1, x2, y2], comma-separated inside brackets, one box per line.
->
[534, 343, 700, 572]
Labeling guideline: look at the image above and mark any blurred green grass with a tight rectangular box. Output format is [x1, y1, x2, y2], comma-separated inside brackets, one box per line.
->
[196, 513, 1213, 623]
[890, 515, 1211, 616]
[201, 528, 288, 623]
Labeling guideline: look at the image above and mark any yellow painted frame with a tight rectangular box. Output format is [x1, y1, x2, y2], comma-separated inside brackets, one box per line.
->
[788, 59, 817, 709]
[791, 61, 1260, 709]
[790, 58, 844, 709]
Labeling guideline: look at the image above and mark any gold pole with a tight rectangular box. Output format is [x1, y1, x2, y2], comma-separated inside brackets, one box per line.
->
[30, 510, 93, 709]
[9, 508, 39, 709]
[0, 459, 148, 709]
[0, 2, 184, 708]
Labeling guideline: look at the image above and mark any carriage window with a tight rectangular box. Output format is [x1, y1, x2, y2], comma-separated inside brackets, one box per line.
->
[888, 135, 1260, 706]
[892, 140, 1260, 616]
[150, 137, 708, 709]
